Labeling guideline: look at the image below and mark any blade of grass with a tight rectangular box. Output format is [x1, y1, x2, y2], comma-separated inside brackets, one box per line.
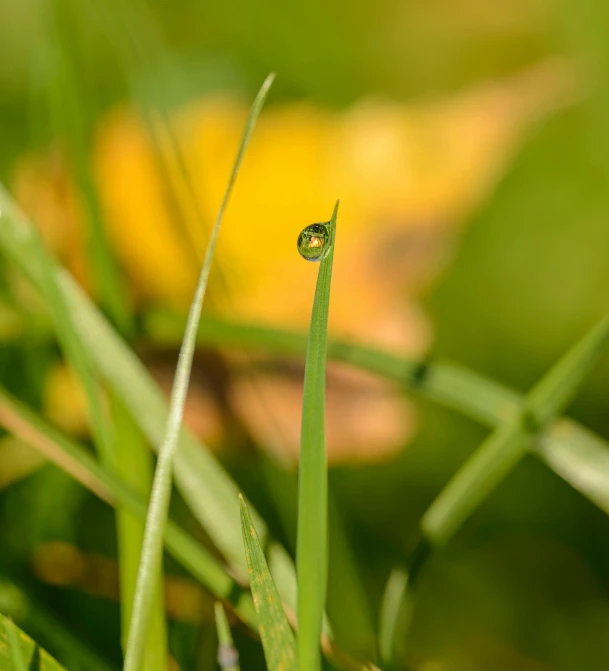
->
[214, 602, 240, 671]
[5, 618, 28, 671]
[421, 312, 609, 545]
[379, 313, 609, 664]
[30, 8, 162, 660]
[148, 311, 609, 522]
[146, 311, 522, 427]
[123, 73, 275, 671]
[49, 0, 132, 335]
[0, 386, 374, 671]
[0, 612, 65, 671]
[240, 495, 297, 671]
[534, 419, 609, 516]
[378, 567, 411, 666]
[0, 385, 257, 629]
[297, 202, 338, 671]
[260, 456, 376, 660]
[0, 185, 295, 624]
[4, 175, 609, 665]
[26, 598, 115, 671]
[111, 396, 168, 670]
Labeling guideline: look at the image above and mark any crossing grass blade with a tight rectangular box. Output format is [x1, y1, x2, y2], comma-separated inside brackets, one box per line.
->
[4, 172, 609, 667]
[0, 183, 300, 634]
[377, 315, 609, 664]
[240, 496, 297, 671]
[214, 602, 241, 671]
[123, 73, 275, 671]
[421, 312, 609, 546]
[15, 78, 165, 668]
[0, 612, 65, 671]
[148, 311, 609, 524]
[297, 202, 338, 671]
[0, 385, 257, 629]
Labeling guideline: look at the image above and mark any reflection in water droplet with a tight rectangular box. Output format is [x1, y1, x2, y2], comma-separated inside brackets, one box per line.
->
[297, 222, 331, 262]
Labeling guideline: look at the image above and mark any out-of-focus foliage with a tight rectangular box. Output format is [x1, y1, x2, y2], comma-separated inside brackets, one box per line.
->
[1, 0, 609, 670]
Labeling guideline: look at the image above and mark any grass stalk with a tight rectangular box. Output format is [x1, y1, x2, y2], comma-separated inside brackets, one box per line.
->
[0, 611, 65, 671]
[5, 618, 28, 671]
[240, 496, 297, 671]
[50, 0, 132, 335]
[421, 312, 609, 545]
[297, 202, 338, 671]
[123, 73, 274, 671]
[111, 396, 168, 669]
[0, 385, 257, 629]
[214, 602, 241, 671]
[146, 312, 609, 519]
[3, 178, 609, 666]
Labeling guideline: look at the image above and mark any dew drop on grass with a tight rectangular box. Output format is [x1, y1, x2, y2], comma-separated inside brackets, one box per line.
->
[297, 222, 331, 262]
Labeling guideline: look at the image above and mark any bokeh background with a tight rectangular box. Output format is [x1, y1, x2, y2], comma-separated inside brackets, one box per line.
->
[2, 0, 609, 669]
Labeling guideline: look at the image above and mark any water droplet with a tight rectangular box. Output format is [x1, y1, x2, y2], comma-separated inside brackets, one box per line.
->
[297, 222, 331, 262]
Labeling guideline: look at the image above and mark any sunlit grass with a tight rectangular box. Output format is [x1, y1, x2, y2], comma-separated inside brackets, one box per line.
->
[123, 73, 275, 671]
[297, 202, 338, 671]
[240, 495, 297, 671]
[214, 602, 241, 671]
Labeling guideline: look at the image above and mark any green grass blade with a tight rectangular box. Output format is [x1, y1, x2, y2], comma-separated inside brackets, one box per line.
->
[0, 579, 113, 671]
[0, 612, 65, 671]
[297, 201, 338, 671]
[4, 172, 609, 667]
[0, 385, 257, 630]
[4, 618, 28, 671]
[214, 603, 240, 671]
[240, 496, 297, 671]
[260, 458, 376, 660]
[534, 419, 609, 516]
[0, 184, 291, 618]
[111, 396, 168, 671]
[25, 204, 114, 470]
[49, 0, 132, 335]
[145, 312, 609, 525]
[123, 73, 274, 671]
[27, 10, 160, 658]
[422, 311, 609, 546]
[378, 567, 411, 666]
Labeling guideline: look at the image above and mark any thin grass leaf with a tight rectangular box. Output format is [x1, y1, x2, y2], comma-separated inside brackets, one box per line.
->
[147, 311, 520, 428]
[422, 311, 609, 545]
[214, 603, 240, 671]
[0, 184, 293, 624]
[123, 73, 275, 671]
[26, 600, 114, 671]
[240, 496, 297, 671]
[27, 10, 161, 659]
[0, 386, 256, 629]
[260, 458, 376, 659]
[24, 197, 114, 469]
[297, 202, 338, 671]
[0, 612, 65, 671]
[534, 419, 609, 516]
[4, 618, 28, 671]
[143, 312, 609, 525]
[378, 314, 609, 662]
[49, 0, 132, 335]
[4, 174, 609, 667]
[378, 568, 411, 666]
[111, 396, 168, 670]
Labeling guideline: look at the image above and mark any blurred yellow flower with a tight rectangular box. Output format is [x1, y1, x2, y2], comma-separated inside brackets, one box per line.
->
[15, 60, 575, 463]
